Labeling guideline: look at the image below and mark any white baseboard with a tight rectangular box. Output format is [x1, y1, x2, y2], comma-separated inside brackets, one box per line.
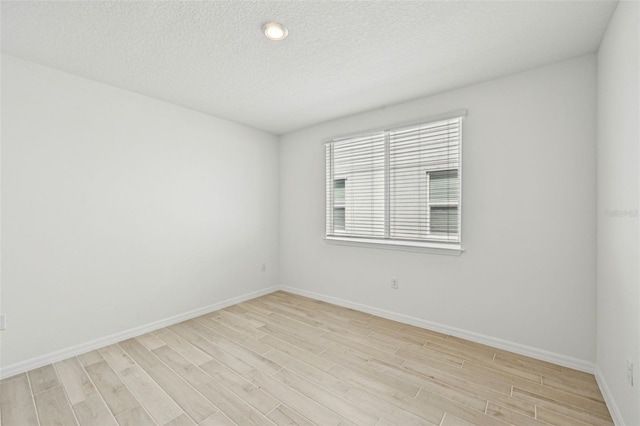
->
[0, 286, 280, 379]
[280, 286, 595, 374]
[594, 366, 624, 426]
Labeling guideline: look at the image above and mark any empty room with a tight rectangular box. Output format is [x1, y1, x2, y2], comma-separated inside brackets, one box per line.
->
[1, 1, 638, 425]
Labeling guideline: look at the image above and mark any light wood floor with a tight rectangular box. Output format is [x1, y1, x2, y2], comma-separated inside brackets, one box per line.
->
[1, 291, 613, 426]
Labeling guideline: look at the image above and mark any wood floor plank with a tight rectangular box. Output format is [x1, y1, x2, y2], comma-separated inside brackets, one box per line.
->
[356, 319, 429, 344]
[484, 402, 545, 425]
[313, 314, 376, 338]
[158, 329, 213, 365]
[494, 351, 563, 373]
[396, 324, 448, 342]
[72, 394, 118, 426]
[28, 364, 60, 394]
[0, 372, 25, 383]
[259, 323, 327, 355]
[99, 344, 136, 373]
[136, 333, 167, 351]
[328, 326, 399, 354]
[119, 364, 184, 425]
[339, 385, 437, 426]
[322, 332, 406, 367]
[423, 339, 495, 364]
[207, 311, 266, 340]
[266, 404, 314, 426]
[322, 350, 420, 398]
[170, 322, 221, 345]
[243, 368, 348, 426]
[402, 358, 512, 396]
[84, 361, 139, 416]
[152, 346, 271, 426]
[216, 309, 266, 330]
[466, 356, 543, 384]
[509, 381, 610, 418]
[170, 329, 254, 376]
[164, 413, 197, 426]
[369, 358, 487, 412]
[212, 338, 282, 375]
[34, 385, 78, 426]
[274, 367, 379, 425]
[198, 411, 237, 426]
[54, 357, 97, 405]
[369, 358, 534, 417]
[259, 334, 334, 371]
[146, 363, 217, 423]
[440, 413, 476, 426]
[396, 346, 464, 368]
[77, 351, 104, 367]
[258, 311, 325, 338]
[0, 374, 39, 426]
[263, 349, 351, 395]
[535, 405, 605, 426]
[194, 318, 273, 355]
[493, 352, 563, 377]
[199, 358, 279, 414]
[115, 406, 155, 426]
[561, 366, 602, 383]
[423, 336, 496, 360]
[118, 339, 162, 371]
[257, 299, 329, 330]
[374, 417, 396, 426]
[512, 387, 613, 425]
[541, 373, 605, 402]
[415, 388, 507, 426]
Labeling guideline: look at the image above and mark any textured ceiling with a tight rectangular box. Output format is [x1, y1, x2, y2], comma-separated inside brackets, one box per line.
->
[1, 1, 617, 135]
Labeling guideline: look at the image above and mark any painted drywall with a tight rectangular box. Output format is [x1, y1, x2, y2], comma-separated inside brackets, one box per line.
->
[596, 1, 640, 424]
[0, 55, 279, 368]
[279, 55, 597, 363]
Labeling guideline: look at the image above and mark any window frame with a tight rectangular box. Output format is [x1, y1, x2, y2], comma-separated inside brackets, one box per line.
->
[325, 110, 465, 254]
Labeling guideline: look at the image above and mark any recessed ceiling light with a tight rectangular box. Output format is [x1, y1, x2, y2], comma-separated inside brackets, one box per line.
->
[262, 21, 288, 41]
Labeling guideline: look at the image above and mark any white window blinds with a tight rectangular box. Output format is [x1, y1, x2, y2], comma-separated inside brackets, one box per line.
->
[326, 116, 462, 247]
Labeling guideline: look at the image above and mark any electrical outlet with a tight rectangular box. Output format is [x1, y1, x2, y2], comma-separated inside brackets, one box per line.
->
[627, 359, 634, 386]
[261, 264, 267, 272]
[391, 278, 399, 289]
[0, 314, 6, 331]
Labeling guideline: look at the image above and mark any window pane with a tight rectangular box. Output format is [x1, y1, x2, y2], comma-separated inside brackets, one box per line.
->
[389, 118, 461, 241]
[429, 170, 459, 204]
[334, 179, 345, 204]
[430, 206, 458, 234]
[329, 133, 386, 238]
[334, 207, 345, 231]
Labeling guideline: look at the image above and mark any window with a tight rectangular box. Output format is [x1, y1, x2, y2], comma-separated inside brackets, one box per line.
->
[326, 115, 462, 250]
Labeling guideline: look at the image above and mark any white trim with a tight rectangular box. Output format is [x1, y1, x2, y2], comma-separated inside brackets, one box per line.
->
[325, 236, 463, 255]
[280, 286, 595, 373]
[0, 286, 280, 380]
[594, 365, 625, 426]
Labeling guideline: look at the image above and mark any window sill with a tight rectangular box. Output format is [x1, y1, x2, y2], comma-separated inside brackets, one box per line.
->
[325, 236, 463, 255]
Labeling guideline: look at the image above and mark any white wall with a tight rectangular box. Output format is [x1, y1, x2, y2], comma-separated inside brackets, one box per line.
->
[0, 56, 279, 368]
[279, 55, 598, 363]
[596, 1, 640, 424]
